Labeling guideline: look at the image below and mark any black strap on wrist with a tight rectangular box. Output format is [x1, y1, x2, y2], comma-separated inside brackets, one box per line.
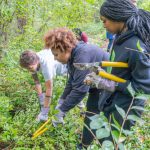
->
[45, 95, 52, 98]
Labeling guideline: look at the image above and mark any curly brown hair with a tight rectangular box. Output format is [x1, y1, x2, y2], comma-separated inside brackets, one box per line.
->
[44, 27, 77, 52]
[19, 50, 39, 68]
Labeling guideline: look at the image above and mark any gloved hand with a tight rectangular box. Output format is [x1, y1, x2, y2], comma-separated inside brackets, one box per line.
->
[38, 93, 45, 107]
[52, 108, 65, 127]
[77, 101, 85, 109]
[55, 98, 65, 109]
[36, 107, 49, 122]
[84, 72, 117, 92]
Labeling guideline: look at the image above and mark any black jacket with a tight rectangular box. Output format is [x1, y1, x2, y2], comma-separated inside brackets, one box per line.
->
[99, 30, 150, 111]
[59, 41, 109, 112]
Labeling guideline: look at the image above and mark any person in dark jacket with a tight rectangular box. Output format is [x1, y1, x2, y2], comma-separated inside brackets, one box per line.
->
[84, 0, 150, 143]
[44, 27, 109, 148]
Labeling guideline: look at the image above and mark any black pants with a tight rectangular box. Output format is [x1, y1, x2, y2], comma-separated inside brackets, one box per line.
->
[81, 89, 101, 147]
[104, 101, 144, 131]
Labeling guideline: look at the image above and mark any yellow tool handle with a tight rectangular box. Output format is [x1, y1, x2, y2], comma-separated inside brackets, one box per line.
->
[101, 61, 128, 68]
[99, 71, 126, 83]
[33, 118, 51, 136]
[32, 128, 48, 140]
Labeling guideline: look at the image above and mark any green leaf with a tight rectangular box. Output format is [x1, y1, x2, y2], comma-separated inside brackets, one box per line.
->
[131, 106, 146, 111]
[96, 128, 110, 139]
[111, 124, 120, 131]
[118, 143, 125, 150]
[122, 129, 133, 136]
[90, 119, 104, 130]
[100, 112, 108, 123]
[137, 40, 144, 52]
[112, 130, 126, 147]
[127, 83, 135, 97]
[135, 94, 150, 101]
[112, 114, 121, 130]
[88, 114, 100, 121]
[127, 115, 145, 125]
[107, 50, 115, 73]
[111, 130, 119, 142]
[105, 123, 111, 132]
[118, 136, 126, 143]
[102, 140, 114, 150]
[115, 105, 126, 119]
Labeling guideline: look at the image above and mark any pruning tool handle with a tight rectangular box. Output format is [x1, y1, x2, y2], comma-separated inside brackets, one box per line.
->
[32, 128, 48, 140]
[32, 118, 51, 140]
[98, 71, 126, 83]
[101, 61, 128, 68]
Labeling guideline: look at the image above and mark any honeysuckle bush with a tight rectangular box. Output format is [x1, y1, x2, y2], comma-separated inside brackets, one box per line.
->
[87, 84, 150, 150]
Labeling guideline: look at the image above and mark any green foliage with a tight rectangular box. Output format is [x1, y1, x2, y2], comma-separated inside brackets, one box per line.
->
[137, 40, 144, 52]
[102, 140, 114, 150]
[88, 91, 149, 149]
[115, 105, 126, 119]
[139, 0, 150, 11]
[0, 0, 150, 149]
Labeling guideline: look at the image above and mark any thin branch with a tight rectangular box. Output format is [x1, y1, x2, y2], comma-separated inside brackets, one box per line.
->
[83, 123, 102, 148]
[116, 97, 135, 150]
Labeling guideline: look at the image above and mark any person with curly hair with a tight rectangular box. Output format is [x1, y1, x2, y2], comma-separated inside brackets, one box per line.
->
[44, 27, 109, 148]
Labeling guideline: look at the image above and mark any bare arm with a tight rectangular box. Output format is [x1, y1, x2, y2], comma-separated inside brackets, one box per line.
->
[32, 73, 42, 95]
[44, 79, 53, 107]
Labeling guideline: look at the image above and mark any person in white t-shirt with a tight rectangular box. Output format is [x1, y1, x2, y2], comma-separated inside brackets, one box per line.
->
[20, 49, 56, 121]
[19, 49, 84, 121]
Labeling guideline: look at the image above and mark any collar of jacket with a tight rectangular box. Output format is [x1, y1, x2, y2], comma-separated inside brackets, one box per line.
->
[115, 30, 137, 45]
[68, 41, 85, 64]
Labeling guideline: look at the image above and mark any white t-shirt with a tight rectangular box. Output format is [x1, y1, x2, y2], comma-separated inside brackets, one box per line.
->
[37, 49, 55, 81]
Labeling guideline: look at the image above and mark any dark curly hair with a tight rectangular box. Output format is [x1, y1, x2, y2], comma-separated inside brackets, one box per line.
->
[20, 50, 39, 68]
[44, 27, 77, 52]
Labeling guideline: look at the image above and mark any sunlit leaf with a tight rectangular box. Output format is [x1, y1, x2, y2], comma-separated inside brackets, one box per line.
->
[112, 114, 121, 130]
[115, 105, 126, 119]
[135, 94, 150, 101]
[88, 114, 100, 121]
[118, 136, 126, 143]
[122, 129, 133, 136]
[111, 124, 120, 131]
[127, 115, 145, 125]
[137, 40, 144, 52]
[118, 143, 125, 150]
[96, 128, 110, 139]
[127, 83, 135, 97]
[102, 140, 114, 150]
[131, 106, 146, 111]
[100, 112, 108, 123]
[111, 130, 119, 142]
[90, 119, 104, 130]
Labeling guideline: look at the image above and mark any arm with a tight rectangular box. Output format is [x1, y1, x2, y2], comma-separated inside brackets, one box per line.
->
[116, 52, 150, 95]
[44, 80, 53, 107]
[59, 50, 91, 112]
[115, 40, 150, 95]
[32, 73, 42, 95]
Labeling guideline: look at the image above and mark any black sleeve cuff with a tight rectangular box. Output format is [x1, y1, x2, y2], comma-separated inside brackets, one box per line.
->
[116, 80, 130, 95]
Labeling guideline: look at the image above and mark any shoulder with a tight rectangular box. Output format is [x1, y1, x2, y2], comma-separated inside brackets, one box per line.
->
[37, 49, 55, 68]
[37, 49, 53, 57]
